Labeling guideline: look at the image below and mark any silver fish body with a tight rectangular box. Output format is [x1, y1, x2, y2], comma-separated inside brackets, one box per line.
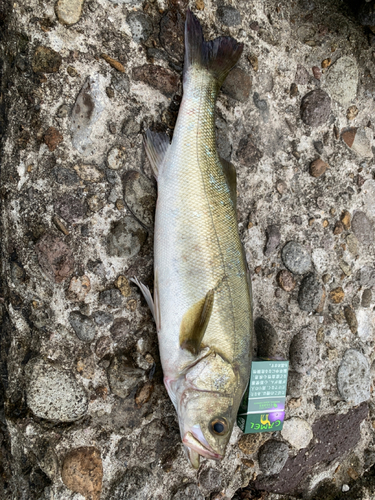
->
[138, 11, 253, 468]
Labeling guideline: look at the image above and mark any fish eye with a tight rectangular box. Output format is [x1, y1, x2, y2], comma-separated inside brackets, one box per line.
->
[210, 418, 228, 436]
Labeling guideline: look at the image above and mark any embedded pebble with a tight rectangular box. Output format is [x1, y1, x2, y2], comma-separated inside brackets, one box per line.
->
[107, 355, 145, 398]
[44, 127, 63, 152]
[254, 317, 279, 358]
[53, 167, 79, 186]
[281, 241, 311, 275]
[61, 447, 102, 500]
[71, 75, 110, 157]
[277, 269, 296, 292]
[253, 92, 269, 121]
[324, 56, 358, 107]
[329, 287, 345, 304]
[56, 0, 84, 26]
[132, 65, 179, 97]
[351, 211, 373, 244]
[54, 194, 86, 223]
[69, 311, 96, 342]
[357, 309, 374, 340]
[300, 89, 331, 127]
[289, 327, 317, 374]
[363, 179, 375, 217]
[222, 68, 252, 102]
[124, 171, 156, 227]
[107, 146, 127, 170]
[93, 310, 114, 326]
[342, 127, 373, 158]
[26, 359, 88, 421]
[198, 468, 223, 492]
[346, 234, 358, 255]
[107, 216, 147, 259]
[361, 289, 372, 308]
[122, 116, 140, 136]
[87, 193, 106, 213]
[258, 440, 289, 476]
[310, 158, 328, 177]
[99, 289, 123, 308]
[359, 266, 375, 287]
[337, 349, 370, 405]
[32, 46, 62, 73]
[237, 136, 263, 168]
[172, 484, 204, 500]
[311, 248, 329, 273]
[216, 6, 241, 26]
[281, 417, 313, 450]
[344, 306, 358, 334]
[35, 234, 74, 283]
[127, 11, 152, 44]
[295, 64, 310, 85]
[264, 224, 281, 256]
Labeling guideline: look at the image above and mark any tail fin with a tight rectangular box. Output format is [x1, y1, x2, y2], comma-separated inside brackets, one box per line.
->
[184, 9, 243, 86]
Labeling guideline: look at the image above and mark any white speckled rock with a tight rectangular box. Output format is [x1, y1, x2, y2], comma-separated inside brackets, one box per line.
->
[357, 309, 375, 341]
[312, 248, 329, 274]
[26, 359, 88, 421]
[324, 56, 358, 107]
[56, 0, 84, 26]
[337, 349, 370, 405]
[351, 128, 374, 159]
[281, 417, 313, 450]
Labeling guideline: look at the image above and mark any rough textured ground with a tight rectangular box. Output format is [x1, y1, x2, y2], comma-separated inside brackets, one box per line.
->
[0, 0, 375, 499]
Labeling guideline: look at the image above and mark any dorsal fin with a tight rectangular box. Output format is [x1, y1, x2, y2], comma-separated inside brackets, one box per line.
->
[144, 130, 170, 180]
[180, 289, 214, 355]
[220, 157, 237, 207]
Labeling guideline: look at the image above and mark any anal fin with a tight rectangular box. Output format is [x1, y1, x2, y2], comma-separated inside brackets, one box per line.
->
[144, 130, 170, 179]
[131, 276, 161, 330]
[179, 289, 214, 355]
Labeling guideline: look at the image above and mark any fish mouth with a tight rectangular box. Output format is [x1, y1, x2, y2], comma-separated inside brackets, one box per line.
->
[183, 430, 223, 462]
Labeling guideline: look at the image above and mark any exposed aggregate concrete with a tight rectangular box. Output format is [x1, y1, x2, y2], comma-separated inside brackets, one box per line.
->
[0, 0, 375, 499]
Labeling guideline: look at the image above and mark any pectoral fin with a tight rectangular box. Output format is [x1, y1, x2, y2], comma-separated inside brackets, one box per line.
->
[179, 289, 214, 355]
[144, 130, 170, 180]
[220, 157, 237, 208]
[131, 276, 161, 331]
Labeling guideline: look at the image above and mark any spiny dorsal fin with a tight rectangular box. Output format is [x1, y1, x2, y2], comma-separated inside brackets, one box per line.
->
[143, 130, 170, 180]
[179, 289, 214, 355]
[184, 10, 243, 86]
[220, 157, 237, 208]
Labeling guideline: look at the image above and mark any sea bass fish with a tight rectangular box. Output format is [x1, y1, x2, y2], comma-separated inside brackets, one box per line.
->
[133, 10, 253, 468]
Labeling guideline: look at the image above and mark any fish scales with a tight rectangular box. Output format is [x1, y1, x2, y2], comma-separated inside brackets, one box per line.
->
[136, 10, 253, 467]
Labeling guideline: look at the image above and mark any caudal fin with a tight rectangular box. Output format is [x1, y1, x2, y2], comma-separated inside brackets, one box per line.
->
[184, 9, 243, 86]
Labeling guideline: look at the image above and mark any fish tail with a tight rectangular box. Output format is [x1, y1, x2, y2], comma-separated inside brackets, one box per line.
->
[184, 9, 243, 87]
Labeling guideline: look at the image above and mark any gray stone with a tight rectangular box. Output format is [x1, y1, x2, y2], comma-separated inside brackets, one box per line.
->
[106, 169, 120, 185]
[26, 359, 88, 421]
[351, 211, 373, 244]
[122, 116, 141, 136]
[54, 194, 85, 223]
[107, 216, 147, 259]
[257, 73, 274, 92]
[298, 273, 323, 311]
[300, 89, 331, 127]
[53, 167, 79, 186]
[359, 266, 375, 287]
[258, 440, 289, 476]
[107, 355, 145, 398]
[311, 248, 329, 273]
[172, 484, 204, 500]
[216, 117, 232, 161]
[350, 128, 373, 159]
[111, 73, 130, 94]
[93, 310, 114, 326]
[110, 468, 152, 500]
[337, 349, 370, 405]
[107, 146, 127, 171]
[264, 224, 281, 256]
[281, 241, 311, 275]
[69, 311, 96, 342]
[71, 74, 110, 157]
[362, 289, 372, 308]
[217, 6, 242, 26]
[199, 468, 222, 492]
[124, 171, 156, 227]
[222, 68, 252, 102]
[357, 309, 374, 341]
[324, 56, 358, 107]
[281, 417, 313, 450]
[127, 11, 152, 44]
[295, 64, 310, 85]
[289, 327, 317, 374]
[254, 317, 279, 358]
[313, 141, 324, 155]
[99, 289, 123, 308]
[253, 92, 269, 122]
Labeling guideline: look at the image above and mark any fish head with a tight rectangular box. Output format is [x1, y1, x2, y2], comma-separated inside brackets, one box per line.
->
[173, 351, 241, 468]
